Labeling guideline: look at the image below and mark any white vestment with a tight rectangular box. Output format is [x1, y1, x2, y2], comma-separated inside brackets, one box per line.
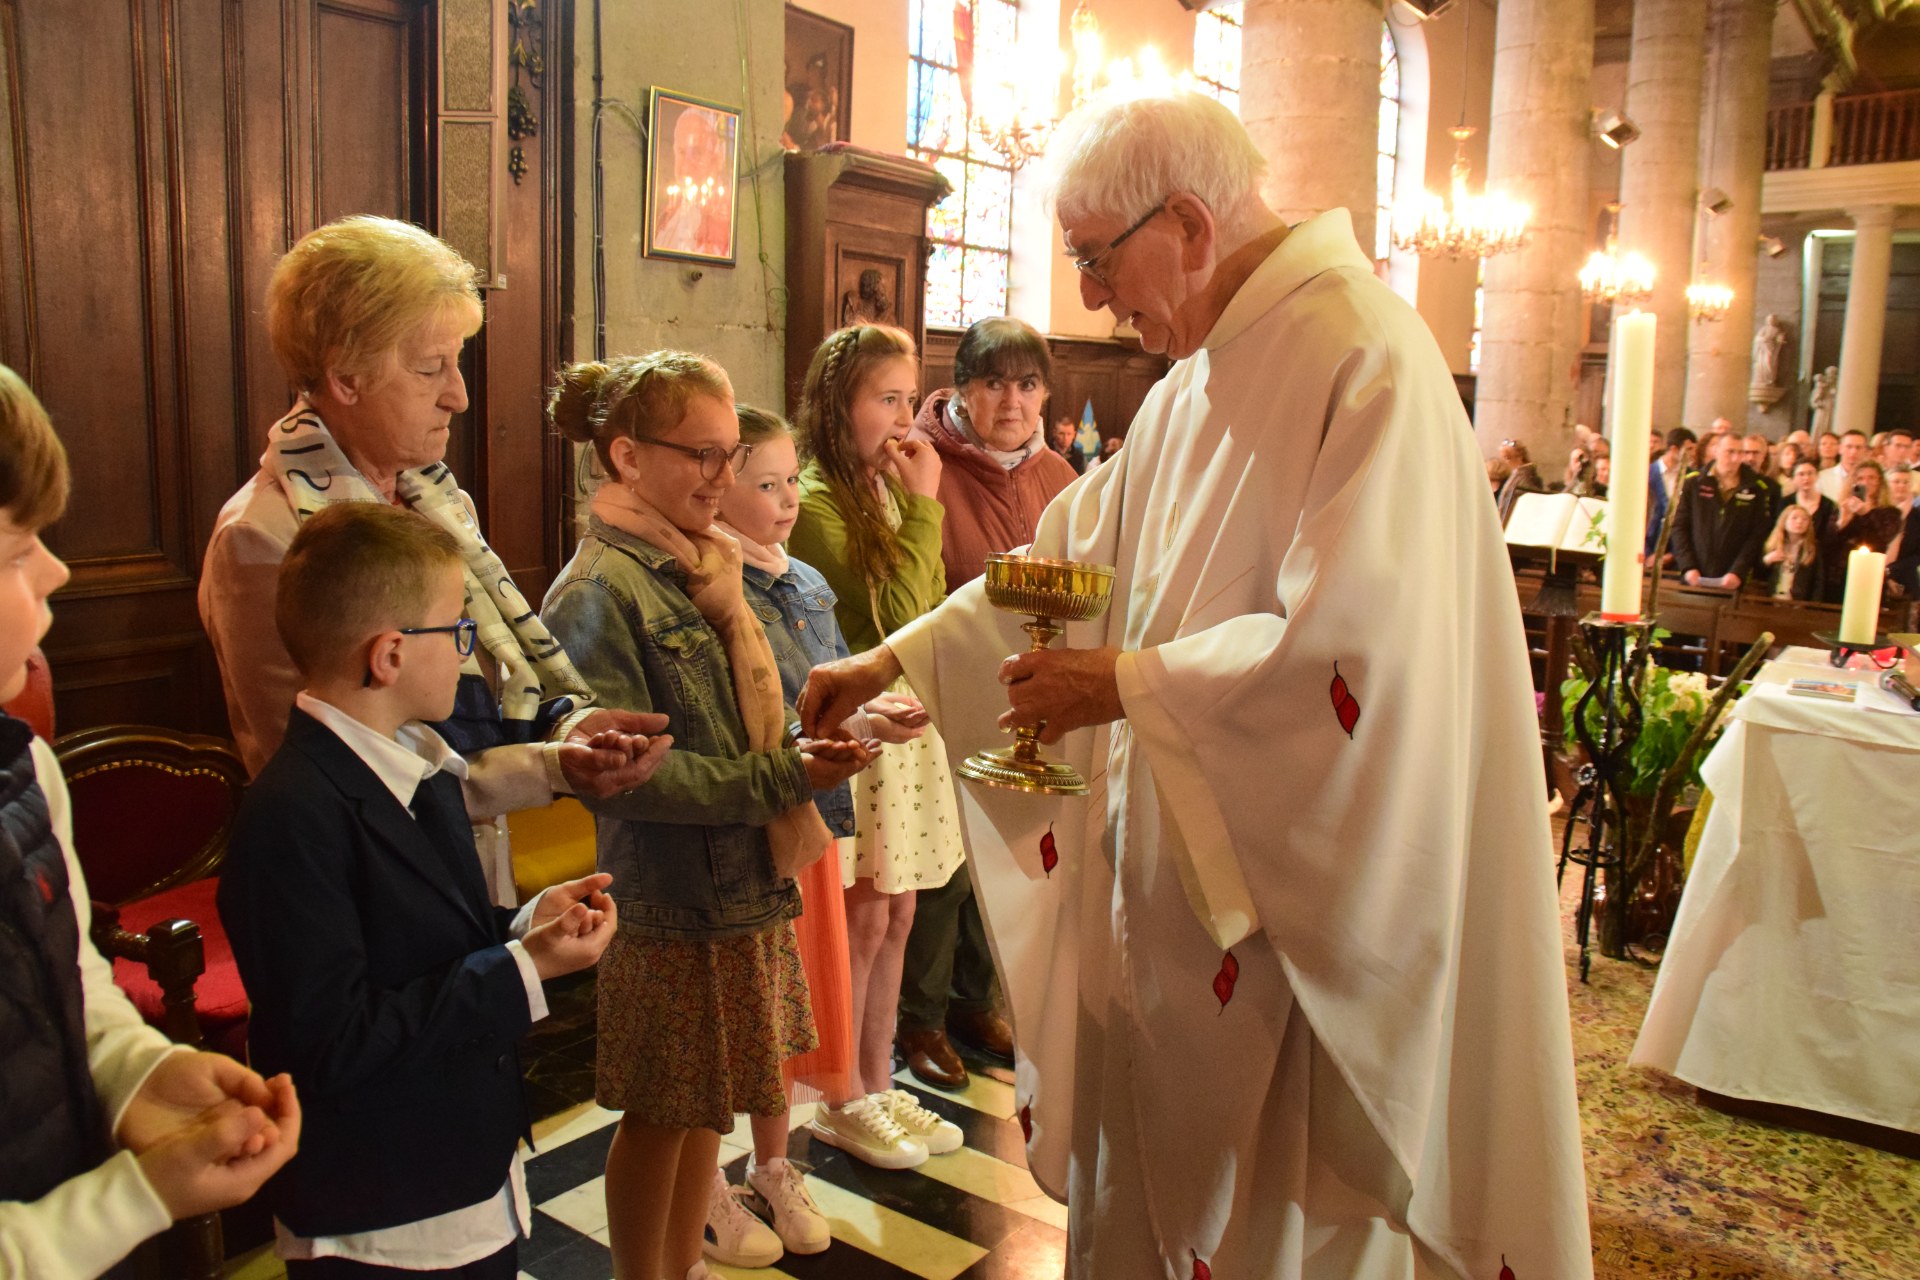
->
[889, 211, 1591, 1280]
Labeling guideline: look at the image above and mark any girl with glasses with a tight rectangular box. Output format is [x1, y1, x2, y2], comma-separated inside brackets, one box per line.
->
[541, 351, 875, 1280]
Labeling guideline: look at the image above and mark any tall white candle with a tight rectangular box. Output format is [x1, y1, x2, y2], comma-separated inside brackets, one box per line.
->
[1838, 546, 1886, 645]
[1601, 310, 1656, 620]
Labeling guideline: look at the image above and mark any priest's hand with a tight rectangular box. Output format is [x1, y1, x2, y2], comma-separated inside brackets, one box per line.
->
[799, 645, 904, 737]
[997, 645, 1123, 744]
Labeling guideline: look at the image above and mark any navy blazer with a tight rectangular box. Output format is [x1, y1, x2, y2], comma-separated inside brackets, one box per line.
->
[218, 708, 533, 1238]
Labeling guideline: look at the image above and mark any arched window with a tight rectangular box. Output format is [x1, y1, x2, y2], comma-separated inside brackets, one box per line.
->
[1377, 23, 1400, 266]
[909, 0, 1018, 327]
[1192, 2, 1243, 115]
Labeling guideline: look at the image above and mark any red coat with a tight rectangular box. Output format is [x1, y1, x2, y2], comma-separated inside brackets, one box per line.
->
[913, 389, 1079, 587]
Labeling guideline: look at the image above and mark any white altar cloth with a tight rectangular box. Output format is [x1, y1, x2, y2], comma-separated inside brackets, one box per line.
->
[1632, 653, 1920, 1133]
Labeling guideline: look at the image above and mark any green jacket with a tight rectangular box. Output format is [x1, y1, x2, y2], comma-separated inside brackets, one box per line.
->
[787, 462, 948, 654]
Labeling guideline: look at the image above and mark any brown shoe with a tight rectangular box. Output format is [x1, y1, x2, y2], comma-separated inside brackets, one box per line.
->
[947, 1007, 1014, 1064]
[897, 1027, 968, 1089]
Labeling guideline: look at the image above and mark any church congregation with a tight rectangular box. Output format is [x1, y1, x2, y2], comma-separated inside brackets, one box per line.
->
[5, 2, 1920, 1280]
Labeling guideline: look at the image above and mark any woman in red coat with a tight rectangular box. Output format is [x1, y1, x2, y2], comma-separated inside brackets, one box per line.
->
[896, 316, 1077, 1089]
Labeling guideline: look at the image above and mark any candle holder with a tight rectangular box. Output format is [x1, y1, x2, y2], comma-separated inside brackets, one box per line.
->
[1813, 630, 1895, 669]
[1559, 613, 1654, 982]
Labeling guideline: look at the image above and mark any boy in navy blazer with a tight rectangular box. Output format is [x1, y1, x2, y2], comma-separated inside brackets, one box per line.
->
[220, 504, 638, 1278]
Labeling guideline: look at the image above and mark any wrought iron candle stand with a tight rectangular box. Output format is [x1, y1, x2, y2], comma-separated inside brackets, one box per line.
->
[1558, 613, 1654, 982]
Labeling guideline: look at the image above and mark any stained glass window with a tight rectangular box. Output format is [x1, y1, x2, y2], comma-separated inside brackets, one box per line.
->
[1193, 3, 1243, 116]
[910, 0, 1019, 328]
[1377, 23, 1400, 266]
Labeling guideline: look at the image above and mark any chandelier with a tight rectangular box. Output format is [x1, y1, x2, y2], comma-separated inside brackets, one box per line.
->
[1393, 125, 1531, 260]
[1580, 204, 1656, 307]
[967, 0, 1187, 170]
[1390, 2, 1529, 261]
[1686, 277, 1733, 323]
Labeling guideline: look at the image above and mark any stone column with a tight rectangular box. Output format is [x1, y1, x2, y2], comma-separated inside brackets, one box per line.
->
[1682, 0, 1773, 430]
[1833, 205, 1896, 439]
[1240, 0, 1382, 259]
[1615, 0, 1709, 430]
[1474, 0, 1593, 468]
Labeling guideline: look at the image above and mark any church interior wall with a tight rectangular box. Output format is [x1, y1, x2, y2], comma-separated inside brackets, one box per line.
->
[571, 0, 789, 410]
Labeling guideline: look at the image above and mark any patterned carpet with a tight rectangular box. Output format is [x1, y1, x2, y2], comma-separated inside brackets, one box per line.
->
[1564, 882, 1920, 1279]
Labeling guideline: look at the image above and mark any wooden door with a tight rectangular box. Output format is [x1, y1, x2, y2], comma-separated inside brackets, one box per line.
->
[0, 0, 566, 735]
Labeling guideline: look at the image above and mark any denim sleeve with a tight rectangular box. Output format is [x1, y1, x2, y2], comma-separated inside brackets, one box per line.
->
[542, 577, 811, 826]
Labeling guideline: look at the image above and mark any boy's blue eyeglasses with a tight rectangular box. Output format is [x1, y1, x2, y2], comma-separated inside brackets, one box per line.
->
[362, 619, 478, 686]
[401, 619, 479, 656]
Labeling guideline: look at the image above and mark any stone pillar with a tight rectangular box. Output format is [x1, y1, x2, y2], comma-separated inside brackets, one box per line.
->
[1240, 0, 1382, 259]
[1475, 0, 1593, 468]
[1615, 0, 1709, 431]
[1833, 205, 1896, 439]
[1682, 0, 1773, 431]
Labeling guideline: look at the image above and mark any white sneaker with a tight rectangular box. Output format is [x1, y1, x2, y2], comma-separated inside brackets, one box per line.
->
[881, 1087, 964, 1155]
[808, 1093, 930, 1169]
[701, 1164, 783, 1268]
[747, 1156, 832, 1254]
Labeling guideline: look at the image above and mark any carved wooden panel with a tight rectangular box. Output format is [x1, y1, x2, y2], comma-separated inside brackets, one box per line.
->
[0, 0, 570, 735]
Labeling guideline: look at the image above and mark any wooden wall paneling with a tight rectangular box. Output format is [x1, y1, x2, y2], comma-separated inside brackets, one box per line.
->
[312, 0, 416, 226]
[470, 0, 565, 598]
[1043, 336, 1168, 445]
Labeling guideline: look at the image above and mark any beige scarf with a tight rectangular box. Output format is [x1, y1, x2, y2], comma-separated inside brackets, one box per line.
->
[714, 518, 789, 578]
[592, 484, 829, 878]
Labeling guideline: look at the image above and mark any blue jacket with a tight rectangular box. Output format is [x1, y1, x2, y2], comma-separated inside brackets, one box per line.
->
[219, 709, 531, 1237]
[1645, 461, 1669, 557]
[744, 557, 857, 839]
[541, 519, 808, 941]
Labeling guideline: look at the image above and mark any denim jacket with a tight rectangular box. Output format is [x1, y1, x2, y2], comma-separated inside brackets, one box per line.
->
[743, 557, 856, 839]
[540, 518, 808, 941]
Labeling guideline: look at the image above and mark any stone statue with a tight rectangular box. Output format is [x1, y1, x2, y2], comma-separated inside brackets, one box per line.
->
[1809, 365, 1838, 438]
[1751, 313, 1786, 389]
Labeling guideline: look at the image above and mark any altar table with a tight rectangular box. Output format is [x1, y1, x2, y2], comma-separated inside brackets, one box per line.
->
[1632, 648, 1920, 1137]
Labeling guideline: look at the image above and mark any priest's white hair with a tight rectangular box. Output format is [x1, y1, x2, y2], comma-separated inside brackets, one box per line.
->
[1047, 90, 1267, 234]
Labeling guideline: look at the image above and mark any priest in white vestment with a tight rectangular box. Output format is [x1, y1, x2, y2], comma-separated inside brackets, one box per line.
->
[800, 92, 1591, 1280]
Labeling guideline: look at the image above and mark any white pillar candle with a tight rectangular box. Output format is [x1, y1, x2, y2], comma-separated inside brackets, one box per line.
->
[1601, 310, 1656, 620]
[1838, 546, 1886, 645]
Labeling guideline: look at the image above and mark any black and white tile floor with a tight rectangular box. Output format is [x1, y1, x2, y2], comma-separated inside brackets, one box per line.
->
[517, 1068, 1066, 1280]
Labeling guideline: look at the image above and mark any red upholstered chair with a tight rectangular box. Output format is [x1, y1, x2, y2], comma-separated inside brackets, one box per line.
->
[53, 726, 251, 1062]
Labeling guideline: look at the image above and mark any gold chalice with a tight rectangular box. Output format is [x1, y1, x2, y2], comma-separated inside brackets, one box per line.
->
[956, 554, 1116, 796]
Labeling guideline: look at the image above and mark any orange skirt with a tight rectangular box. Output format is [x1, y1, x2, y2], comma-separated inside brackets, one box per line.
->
[783, 837, 858, 1105]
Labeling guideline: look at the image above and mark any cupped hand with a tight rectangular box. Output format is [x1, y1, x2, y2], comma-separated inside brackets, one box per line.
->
[523, 898, 618, 980]
[118, 1050, 276, 1155]
[800, 736, 878, 789]
[138, 1074, 300, 1220]
[994, 645, 1124, 745]
[559, 709, 674, 799]
[531, 873, 615, 928]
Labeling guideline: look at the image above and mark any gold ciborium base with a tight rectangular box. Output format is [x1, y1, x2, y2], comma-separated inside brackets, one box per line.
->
[956, 744, 1090, 796]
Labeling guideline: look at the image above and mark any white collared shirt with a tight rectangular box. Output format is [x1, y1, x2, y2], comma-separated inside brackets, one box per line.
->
[275, 694, 549, 1269]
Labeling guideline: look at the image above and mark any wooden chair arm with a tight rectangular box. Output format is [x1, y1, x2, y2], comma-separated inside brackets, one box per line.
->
[90, 903, 207, 1048]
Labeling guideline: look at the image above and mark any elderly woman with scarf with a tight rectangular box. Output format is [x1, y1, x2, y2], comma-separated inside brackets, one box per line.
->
[894, 316, 1077, 1089]
[199, 216, 669, 906]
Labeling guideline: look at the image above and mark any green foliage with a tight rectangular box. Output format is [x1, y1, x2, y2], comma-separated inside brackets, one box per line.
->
[1561, 650, 1728, 798]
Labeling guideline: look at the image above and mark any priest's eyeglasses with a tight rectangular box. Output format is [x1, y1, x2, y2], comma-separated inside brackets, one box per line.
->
[635, 436, 754, 481]
[1070, 200, 1167, 288]
[400, 619, 479, 656]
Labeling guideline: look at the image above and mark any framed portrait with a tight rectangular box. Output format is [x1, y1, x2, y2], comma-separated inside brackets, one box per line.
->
[783, 5, 853, 152]
[643, 88, 741, 265]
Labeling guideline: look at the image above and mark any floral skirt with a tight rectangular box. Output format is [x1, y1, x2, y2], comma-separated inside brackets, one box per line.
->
[595, 920, 817, 1131]
[843, 678, 967, 894]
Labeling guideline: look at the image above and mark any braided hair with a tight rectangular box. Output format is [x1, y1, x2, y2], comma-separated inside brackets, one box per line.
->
[794, 324, 918, 587]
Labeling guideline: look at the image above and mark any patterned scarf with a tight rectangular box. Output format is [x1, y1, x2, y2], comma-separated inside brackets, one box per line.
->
[262, 401, 595, 723]
[591, 484, 830, 878]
